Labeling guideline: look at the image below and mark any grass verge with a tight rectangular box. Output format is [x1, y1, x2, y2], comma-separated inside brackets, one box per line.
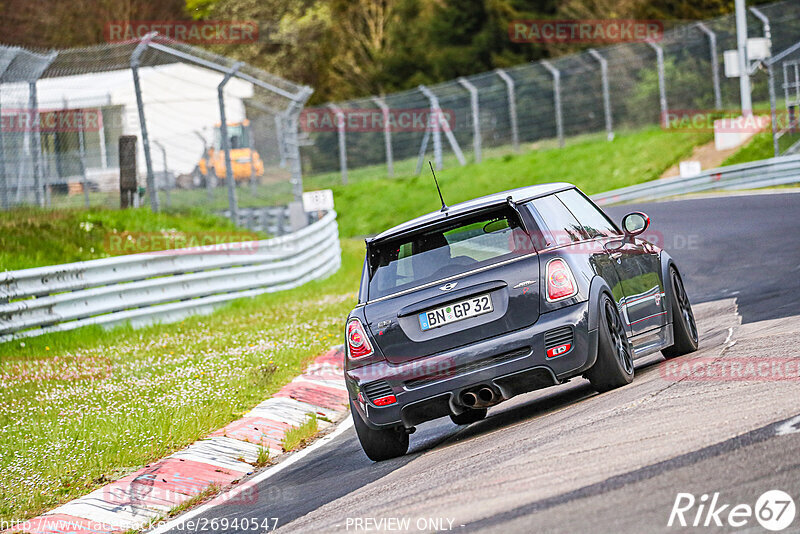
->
[0, 207, 258, 271]
[0, 239, 363, 522]
[281, 414, 319, 453]
[319, 127, 711, 237]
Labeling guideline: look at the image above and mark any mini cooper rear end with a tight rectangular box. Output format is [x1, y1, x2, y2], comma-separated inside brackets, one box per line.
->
[345, 183, 698, 461]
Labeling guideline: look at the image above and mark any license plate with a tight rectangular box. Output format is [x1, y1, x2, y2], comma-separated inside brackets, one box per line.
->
[418, 293, 493, 331]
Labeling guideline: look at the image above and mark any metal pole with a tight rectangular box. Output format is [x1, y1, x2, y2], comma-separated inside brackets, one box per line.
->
[285, 86, 313, 203]
[194, 130, 212, 202]
[496, 69, 520, 152]
[768, 61, 780, 157]
[647, 42, 668, 127]
[418, 85, 466, 168]
[540, 61, 564, 148]
[78, 128, 90, 208]
[0, 51, 17, 210]
[588, 49, 614, 141]
[327, 103, 348, 185]
[749, 7, 771, 42]
[218, 61, 244, 220]
[274, 114, 287, 168]
[152, 140, 170, 208]
[696, 23, 722, 110]
[28, 81, 45, 207]
[457, 77, 482, 162]
[371, 97, 394, 177]
[735, 0, 752, 115]
[248, 127, 258, 194]
[130, 33, 159, 212]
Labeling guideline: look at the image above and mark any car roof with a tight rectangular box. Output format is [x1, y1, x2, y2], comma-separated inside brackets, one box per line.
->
[367, 182, 575, 243]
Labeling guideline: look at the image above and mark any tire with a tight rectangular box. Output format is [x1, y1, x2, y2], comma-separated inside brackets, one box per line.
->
[662, 267, 699, 359]
[449, 408, 487, 425]
[586, 294, 635, 393]
[350, 401, 408, 461]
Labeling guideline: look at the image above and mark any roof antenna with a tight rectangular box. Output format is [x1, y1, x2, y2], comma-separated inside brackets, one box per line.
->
[429, 161, 448, 212]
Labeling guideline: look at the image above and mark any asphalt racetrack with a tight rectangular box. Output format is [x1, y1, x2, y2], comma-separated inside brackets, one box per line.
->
[160, 192, 800, 534]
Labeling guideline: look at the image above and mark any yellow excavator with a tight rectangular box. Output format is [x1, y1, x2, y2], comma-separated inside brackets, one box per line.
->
[197, 120, 264, 184]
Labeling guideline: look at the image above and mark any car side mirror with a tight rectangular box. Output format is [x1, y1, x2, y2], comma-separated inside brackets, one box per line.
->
[621, 212, 649, 239]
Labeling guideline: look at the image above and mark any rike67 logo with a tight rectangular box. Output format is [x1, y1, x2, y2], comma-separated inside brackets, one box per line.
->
[669, 490, 797, 531]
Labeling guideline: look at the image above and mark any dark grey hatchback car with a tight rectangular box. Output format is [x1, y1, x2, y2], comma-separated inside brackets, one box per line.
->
[345, 183, 698, 461]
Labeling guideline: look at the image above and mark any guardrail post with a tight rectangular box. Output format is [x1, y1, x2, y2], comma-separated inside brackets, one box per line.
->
[588, 49, 614, 141]
[130, 34, 159, 212]
[218, 61, 244, 220]
[496, 69, 520, 152]
[696, 23, 722, 110]
[646, 42, 669, 127]
[371, 97, 394, 177]
[540, 61, 564, 148]
[457, 77, 482, 163]
[327, 103, 348, 185]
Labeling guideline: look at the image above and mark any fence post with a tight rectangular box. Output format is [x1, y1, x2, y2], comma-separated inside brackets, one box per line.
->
[768, 60, 780, 157]
[274, 114, 287, 168]
[130, 33, 159, 212]
[218, 61, 244, 220]
[418, 85, 465, 170]
[194, 130, 213, 202]
[696, 23, 722, 110]
[647, 42, 668, 127]
[0, 49, 18, 210]
[540, 60, 564, 148]
[26, 52, 56, 208]
[78, 128, 90, 208]
[285, 86, 313, 203]
[588, 49, 614, 141]
[418, 85, 443, 170]
[152, 140, 170, 209]
[457, 77, 482, 163]
[371, 97, 394, 177]
[496, 69, 520, 152]
[327, 103, 348, 185]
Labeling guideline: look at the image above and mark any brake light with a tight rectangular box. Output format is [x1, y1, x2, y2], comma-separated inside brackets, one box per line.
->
[347, 318, 374, 359]
[546, 258, 578, 301]
[373, 395, 397, 406]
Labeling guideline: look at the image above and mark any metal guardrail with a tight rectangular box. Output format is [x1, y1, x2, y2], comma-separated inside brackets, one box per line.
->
[592, 155, 800, 206]
[218, 206, 292, 235]
[0, 211, 340, 343]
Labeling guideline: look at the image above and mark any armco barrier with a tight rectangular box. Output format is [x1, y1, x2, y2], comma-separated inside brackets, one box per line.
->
[591, 155, 800, 206]
[0, 211, 340, 343]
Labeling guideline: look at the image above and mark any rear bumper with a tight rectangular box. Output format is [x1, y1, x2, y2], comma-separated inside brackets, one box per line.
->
[347, 300, 597, 429]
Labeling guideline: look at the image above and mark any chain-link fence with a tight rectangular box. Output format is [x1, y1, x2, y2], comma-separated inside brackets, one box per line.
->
[0, 35, 312, 216]
[302, 0, 800, 184]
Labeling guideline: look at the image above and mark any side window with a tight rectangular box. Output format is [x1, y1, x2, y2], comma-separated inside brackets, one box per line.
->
[556, 189, 620, 238]
[527, 195, 589, 246]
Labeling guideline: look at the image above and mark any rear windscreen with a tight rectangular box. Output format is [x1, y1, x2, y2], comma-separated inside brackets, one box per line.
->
[367, 208, 533, 300]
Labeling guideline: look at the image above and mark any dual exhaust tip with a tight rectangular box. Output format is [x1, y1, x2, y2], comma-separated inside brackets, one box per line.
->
[461, 387, 497, 408]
